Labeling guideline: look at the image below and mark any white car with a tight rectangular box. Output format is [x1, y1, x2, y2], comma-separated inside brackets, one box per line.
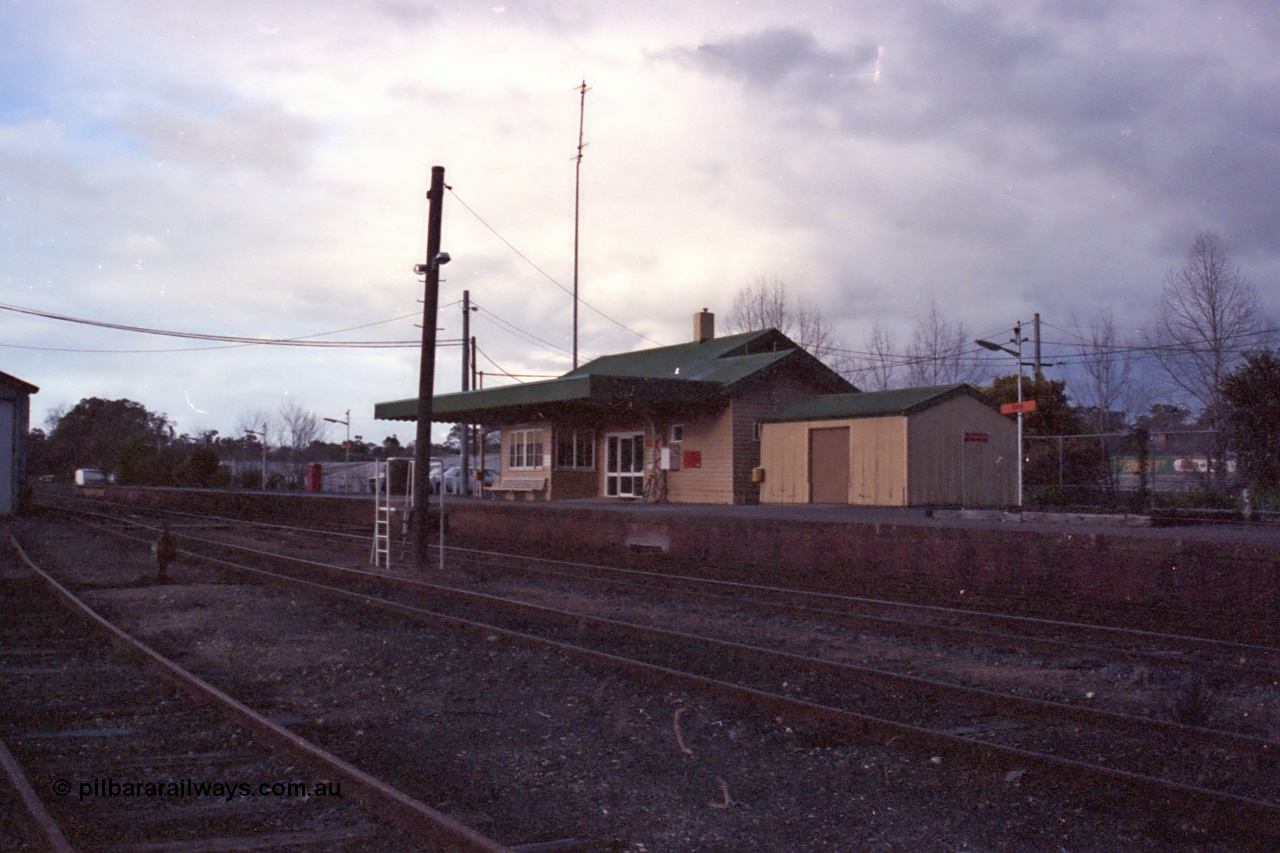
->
[440, 467, 497, 495]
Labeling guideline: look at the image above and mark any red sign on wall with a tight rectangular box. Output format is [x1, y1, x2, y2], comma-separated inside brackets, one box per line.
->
[682, 450, 702, 469]
[963, 431, 989, 443]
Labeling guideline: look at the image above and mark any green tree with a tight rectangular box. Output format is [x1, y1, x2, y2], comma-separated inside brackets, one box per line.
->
[983, 374, 1107, 500]
[1222, 350, 1280, 494]
[181, 447, 226, 488]
[45, 398, 174, 482]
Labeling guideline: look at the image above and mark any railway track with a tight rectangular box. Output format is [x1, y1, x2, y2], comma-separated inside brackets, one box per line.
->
[0, 529, 511, 852]
[41, 502, 1280, 846]
[436, 543, 1280, 687]
[50, 495, 1280, 688]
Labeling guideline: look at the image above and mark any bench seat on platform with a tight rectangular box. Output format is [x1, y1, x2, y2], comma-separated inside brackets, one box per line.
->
[489, 476, 546, 500]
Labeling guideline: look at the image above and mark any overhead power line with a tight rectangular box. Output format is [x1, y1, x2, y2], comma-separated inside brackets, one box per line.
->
[0, 302, 425, 349]
[445, 187, 667, 349]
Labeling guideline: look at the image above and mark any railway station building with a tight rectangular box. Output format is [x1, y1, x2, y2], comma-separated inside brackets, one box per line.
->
[375, 311, 854, 504]
[375, 312, 1016, 507]
[0, 369, 39, 515]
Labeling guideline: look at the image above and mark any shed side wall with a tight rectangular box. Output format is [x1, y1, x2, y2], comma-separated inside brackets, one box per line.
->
[907, 398, 1017, 506]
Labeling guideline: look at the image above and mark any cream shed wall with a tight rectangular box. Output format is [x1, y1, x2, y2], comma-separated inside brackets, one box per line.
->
[759, 416, 908, 505]
[759, 395, 1016, 507]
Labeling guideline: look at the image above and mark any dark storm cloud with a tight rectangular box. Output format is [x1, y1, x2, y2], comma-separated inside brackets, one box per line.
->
[674, 2, 1280, 256]
[685, 27, 879, 90]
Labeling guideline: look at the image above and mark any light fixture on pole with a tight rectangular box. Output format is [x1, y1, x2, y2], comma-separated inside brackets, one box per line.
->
[976, 322, 1030, 508]
[324, 409, 351, 493]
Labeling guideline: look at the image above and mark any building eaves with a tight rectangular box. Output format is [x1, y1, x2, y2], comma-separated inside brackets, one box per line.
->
[374, 374, 723, 423]
[0, 370, 39, 395]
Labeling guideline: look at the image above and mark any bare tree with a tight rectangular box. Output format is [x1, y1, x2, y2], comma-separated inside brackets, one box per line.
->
[726, 276, 839, 361]
[279, 400, 321, 452]
[904, 300, 981, 386]
[728, 276, 789, 332]
[1149, 231, 1269, 486]
[1073, 307, 1137, 433]
[846, 321, 898, 391]
[236, 409, 275, 444]
[1071, 308, 1139, 492]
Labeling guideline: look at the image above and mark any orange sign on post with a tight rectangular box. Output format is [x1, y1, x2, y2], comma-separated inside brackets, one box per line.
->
[1000, 400, 1037, 415]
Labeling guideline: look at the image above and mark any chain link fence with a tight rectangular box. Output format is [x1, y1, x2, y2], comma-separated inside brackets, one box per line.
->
[1023, 430, 1248, 511]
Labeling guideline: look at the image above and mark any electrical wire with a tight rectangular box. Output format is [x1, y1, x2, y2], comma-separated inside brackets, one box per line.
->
[471, 303, 575, 359]
[472, 343, 563, 384]
[446, 187, 667, 348]
[0, 302, 424, 349]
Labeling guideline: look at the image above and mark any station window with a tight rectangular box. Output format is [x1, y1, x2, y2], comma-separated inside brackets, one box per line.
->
[555, 429, 595, 470]
[670, 424, 685, 443]
[508, 429, 544, 470]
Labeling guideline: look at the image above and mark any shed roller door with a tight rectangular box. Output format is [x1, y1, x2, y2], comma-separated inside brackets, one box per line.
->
[808, 426, 850, 504]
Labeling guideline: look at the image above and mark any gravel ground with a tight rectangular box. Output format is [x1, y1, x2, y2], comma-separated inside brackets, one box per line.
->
[11, 516, 1260, 852]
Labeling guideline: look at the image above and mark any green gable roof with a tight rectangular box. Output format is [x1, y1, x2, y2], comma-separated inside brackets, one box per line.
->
[564, 329, 782, 381]
[376, 327, 855, 423]
[764, 384, 995, 423]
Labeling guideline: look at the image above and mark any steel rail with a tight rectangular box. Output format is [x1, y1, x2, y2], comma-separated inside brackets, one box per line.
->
[439, 545, 1280, 685]
[0, 739, 76, 853]
[6, 532, 513, 853]
[435, 543, 1280, 660]
[48, 495, 1280, 666]
[63, 511, 1280, 759]
[158, 522, 1280, 753]
[43, 492, 370, 544]
[72, 517, 1280, 843]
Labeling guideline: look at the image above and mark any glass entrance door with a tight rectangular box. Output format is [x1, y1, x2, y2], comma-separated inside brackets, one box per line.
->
[605, 433, 645, 498]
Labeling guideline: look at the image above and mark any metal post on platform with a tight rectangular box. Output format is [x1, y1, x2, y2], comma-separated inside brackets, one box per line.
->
[324, 410, 351, 493]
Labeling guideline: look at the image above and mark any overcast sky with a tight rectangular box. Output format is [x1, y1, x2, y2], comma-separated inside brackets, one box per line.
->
[3, 0, 1278, 446]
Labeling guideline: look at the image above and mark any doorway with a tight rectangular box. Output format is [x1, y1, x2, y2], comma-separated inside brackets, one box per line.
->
[809, 426, 850, 504]
[605, 432, 645, 498]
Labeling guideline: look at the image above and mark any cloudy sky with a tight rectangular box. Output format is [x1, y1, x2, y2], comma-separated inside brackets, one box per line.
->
[3, 0, 1277, 446]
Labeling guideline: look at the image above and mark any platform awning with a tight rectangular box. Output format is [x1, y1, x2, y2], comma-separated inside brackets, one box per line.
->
[374, 373, 724, 425]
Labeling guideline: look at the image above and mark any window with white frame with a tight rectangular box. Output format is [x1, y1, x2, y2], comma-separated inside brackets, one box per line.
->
[670, 424, 685, 443]
[507, 429, 544, 470]
[555, 429, 595, 470]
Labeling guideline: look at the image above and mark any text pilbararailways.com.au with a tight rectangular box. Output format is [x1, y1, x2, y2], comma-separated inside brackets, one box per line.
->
[54, 777, 343, 802]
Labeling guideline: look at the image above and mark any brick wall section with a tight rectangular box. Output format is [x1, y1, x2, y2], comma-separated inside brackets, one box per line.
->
[95, 486, 1280, 642]
[439, 502, 1280, 642]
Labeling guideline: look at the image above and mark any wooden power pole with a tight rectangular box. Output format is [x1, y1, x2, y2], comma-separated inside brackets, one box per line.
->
[413, 165, 446, 567]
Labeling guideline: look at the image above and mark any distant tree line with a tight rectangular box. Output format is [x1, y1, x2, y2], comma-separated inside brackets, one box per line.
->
[29, 398, 429, 490]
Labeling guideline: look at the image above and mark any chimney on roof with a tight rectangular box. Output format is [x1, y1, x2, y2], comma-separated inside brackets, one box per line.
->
[693, 308, 715, 343]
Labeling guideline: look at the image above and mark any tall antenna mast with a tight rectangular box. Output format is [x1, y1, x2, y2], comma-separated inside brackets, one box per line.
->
[572, 78, 590, 369]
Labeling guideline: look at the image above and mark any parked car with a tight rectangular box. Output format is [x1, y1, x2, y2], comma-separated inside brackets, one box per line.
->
[440, 467, 497, 495]
[74, 468, 106, 486]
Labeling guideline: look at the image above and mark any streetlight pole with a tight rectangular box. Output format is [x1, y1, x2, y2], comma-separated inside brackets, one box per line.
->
[244, 423, 268, 490]
[976, 323, 1030, 508]
[1014, 321, 1024, 508]
[323, 410, 350, 493]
